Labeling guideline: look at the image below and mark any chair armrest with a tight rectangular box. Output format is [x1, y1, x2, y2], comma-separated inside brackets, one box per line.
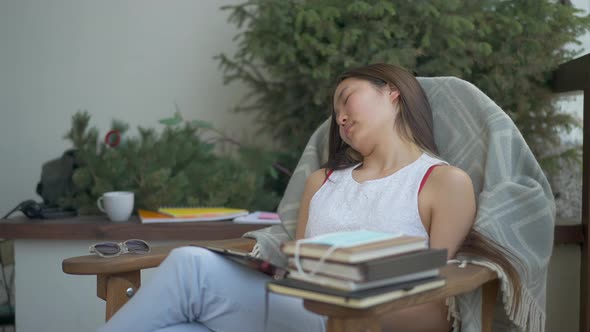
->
[62, 238, 256, 275]
[62, 238, 256, 321]
[304, 263, 496, 317]
[376, 263, 497, 314]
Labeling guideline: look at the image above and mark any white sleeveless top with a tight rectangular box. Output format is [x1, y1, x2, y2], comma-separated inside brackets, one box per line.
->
[305, 153, 448, 239]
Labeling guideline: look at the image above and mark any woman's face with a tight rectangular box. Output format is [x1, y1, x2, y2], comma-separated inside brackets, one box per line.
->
[332, 78, 400, 152]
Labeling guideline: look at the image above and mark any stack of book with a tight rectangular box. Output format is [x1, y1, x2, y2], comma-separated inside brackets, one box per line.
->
[267, 230, 447, 309]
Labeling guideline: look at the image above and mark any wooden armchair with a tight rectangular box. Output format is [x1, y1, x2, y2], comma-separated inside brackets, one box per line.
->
[62, 238, 497, 332]
[63, 54, 590, 332]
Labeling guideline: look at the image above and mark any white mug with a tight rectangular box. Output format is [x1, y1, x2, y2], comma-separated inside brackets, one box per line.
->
[97, 191, 134, 222]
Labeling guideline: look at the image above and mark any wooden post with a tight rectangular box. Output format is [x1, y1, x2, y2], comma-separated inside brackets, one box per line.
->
[549, 53, 590, 332]
[326, 317, 381, 332]
[481, 278, 499, 332]
[582, 87, 590, 332]
[97, 271, 141, 321]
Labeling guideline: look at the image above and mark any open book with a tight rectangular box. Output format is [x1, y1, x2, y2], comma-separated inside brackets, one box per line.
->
[194, 244, 287, 279]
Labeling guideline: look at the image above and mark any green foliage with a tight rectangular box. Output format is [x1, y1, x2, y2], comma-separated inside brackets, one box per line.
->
[217, 0, 590, 168]
[60, 111, 282, 214]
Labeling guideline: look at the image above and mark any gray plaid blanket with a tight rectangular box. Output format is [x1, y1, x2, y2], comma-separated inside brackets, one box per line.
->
[244, 77, 555, 332]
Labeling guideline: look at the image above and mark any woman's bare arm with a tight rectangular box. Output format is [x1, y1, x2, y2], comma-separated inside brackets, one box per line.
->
[294, 168, 327, 240]
[426, 166, 476, 259]
[380, 166, 476, 331]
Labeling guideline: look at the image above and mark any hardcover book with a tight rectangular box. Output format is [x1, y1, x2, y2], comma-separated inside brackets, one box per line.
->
[195, 244, 287, 279]
[287, 268, 440, 291]
[288, 248, 447, 282]
[282, 230, 427, 263]
[267, 276, 446, 309]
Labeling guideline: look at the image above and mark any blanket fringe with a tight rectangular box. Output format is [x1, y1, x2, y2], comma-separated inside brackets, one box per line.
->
[447, 260, 545, 332]
[250, 242, 262, 258]
[446, 296, 462, 331]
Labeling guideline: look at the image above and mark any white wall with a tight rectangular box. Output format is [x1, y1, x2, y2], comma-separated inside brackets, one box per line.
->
[0, 2, 252, 330]
[0, 0, 254, 216]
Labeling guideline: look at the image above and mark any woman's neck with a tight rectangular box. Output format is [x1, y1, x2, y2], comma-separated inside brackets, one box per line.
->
[359, 138, 423, 176]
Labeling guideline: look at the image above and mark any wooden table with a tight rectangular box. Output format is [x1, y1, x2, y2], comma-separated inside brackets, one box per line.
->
[0, 215, 265, 240]
[0, 215, 268, 332]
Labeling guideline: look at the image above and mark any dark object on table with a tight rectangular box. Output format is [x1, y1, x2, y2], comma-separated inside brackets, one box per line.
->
[2, 200, 77, 220]
[36, 149, 78, 207]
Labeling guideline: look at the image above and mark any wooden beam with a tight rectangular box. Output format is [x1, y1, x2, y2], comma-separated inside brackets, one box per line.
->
[582, 88, 590, 332]
[554, 225, 585, 245]
[549, 54, 590, 331]
[550, 53, 590, 93]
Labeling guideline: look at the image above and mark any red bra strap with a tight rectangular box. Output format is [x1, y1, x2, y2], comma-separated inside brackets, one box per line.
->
[322, 169, 334, 185]
[419, 165, 441, 194]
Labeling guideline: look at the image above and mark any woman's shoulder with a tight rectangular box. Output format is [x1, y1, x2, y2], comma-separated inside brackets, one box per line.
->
[304, 168, 331, 191]
[424, 165, 474, 201]
[308, 168, 328, 178]
[428, 165, 473, 189]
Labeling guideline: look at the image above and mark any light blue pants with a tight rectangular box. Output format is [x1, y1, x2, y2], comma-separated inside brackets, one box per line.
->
[99, 246, 327, 332]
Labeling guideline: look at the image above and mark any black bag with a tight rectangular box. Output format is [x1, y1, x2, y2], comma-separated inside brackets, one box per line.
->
[36, 149, 78, 207]
[1, 150, 78, 219]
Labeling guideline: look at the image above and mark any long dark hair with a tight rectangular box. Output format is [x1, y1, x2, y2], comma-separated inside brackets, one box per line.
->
[326, 64, 437, 171]
[325, 63, 522, 308]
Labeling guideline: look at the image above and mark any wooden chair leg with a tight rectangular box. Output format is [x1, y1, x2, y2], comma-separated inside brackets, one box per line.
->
[97, 271, 141, 321]
[305, 301, 381, 332]
[326, 316, 381, 332]
[481, 278, 499, 332]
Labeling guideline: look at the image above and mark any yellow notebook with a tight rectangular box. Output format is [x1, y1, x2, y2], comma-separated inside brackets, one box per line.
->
[157, 207, 248, 220]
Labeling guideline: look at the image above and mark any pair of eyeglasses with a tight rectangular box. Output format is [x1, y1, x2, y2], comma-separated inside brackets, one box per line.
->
[89, 239, 150, 258]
